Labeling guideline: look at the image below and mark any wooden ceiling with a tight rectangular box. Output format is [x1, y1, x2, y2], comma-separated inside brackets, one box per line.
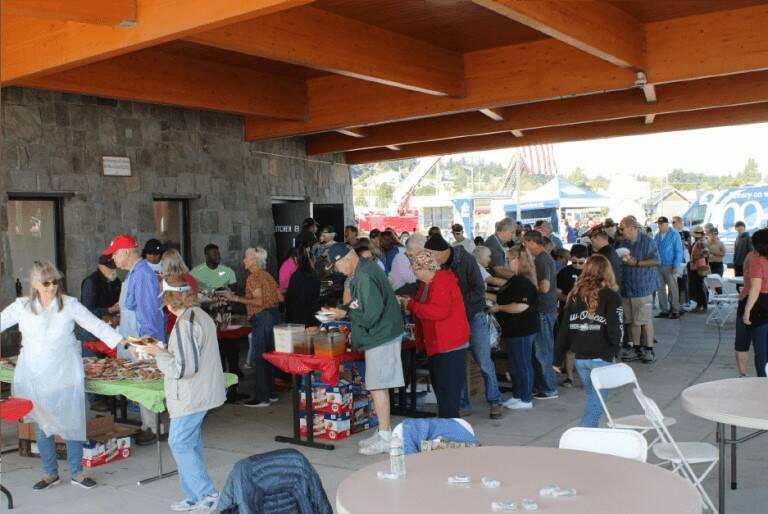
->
[3, 0, 768, 164]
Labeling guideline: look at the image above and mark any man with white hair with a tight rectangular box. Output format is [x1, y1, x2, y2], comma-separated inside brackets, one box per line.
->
[389, 232, 427, 293]
[327, 243, 404, 455]
[534, 220, 563, 250]
[103, 234, 166, 445]
[485, 217, 517, 279]
[617, 217, 661, 363]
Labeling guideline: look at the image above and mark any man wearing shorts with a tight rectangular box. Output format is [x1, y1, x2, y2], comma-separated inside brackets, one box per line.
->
[618, 217, 661, 363]
[326, 243, 405, 455]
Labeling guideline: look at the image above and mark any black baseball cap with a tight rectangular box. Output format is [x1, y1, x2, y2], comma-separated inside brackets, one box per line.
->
[142, 239, 163, 255]
[656, 216, 670, 224]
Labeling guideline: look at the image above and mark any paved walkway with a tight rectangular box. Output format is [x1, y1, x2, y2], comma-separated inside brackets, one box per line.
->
[1, 312, 765, 513]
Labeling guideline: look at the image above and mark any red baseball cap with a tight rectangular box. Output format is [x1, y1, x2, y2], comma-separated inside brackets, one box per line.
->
[102, 234, 138, 255]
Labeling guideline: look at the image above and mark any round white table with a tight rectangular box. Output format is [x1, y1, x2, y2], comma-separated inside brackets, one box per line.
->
[682, 378, 768, 514]
[336, 446, 701, 514]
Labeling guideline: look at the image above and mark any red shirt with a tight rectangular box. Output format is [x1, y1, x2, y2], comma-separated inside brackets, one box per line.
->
[743, 253, 768, 295]
[408, 270, 470, 357]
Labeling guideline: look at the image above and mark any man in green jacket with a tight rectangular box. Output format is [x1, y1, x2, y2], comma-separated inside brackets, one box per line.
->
[327, 243, 404, 456]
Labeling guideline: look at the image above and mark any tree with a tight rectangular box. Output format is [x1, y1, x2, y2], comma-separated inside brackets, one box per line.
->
[589, 175, 610, 191]
[567, 166, 587, 187]
[374, 183, 394, 208]
[737, 158, 760, 184]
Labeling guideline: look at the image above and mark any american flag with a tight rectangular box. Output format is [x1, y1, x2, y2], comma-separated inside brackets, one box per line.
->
[519, 144, 559, 176]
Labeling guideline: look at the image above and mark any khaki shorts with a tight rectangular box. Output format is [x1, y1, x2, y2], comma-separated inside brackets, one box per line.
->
[364, 336, 405, 390]
[622, 295, 653, 326]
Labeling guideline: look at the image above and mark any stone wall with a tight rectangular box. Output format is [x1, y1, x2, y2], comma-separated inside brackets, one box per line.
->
[0, 87, 353, 302]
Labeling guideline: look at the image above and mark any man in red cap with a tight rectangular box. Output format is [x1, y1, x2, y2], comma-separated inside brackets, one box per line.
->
[103, 234, 166, 445]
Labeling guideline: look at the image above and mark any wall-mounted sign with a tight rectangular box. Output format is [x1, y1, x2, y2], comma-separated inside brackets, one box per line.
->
[102, 156, 132, 177]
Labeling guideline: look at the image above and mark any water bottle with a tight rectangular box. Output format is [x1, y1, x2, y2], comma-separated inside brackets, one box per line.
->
[389, 435, 406, 478]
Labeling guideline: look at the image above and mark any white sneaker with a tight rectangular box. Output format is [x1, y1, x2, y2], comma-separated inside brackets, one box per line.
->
[502, 397, 521, 408]
[196, 494, 219, 511]
[170, 499, 198, 512]
[359, 434, 391, 455]
[505, 401, 533, 410]
[358, 432, 381, 448]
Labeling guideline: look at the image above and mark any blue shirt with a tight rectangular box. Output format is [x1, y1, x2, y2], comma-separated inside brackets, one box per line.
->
[618, 234, 661, 298]
[119, 259, 166, 343]
[653, 229, 683, 268]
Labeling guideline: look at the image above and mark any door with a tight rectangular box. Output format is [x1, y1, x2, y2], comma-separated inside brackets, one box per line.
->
[272, 200, 310, 265]
[312, 203, 345, 242]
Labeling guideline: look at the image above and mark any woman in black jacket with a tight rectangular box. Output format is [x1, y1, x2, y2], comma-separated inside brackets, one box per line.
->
[555, 254, 624, 427]
[285, 247, 321, 326]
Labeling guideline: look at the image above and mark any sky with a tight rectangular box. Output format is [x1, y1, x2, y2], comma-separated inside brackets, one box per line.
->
[451, 122, 768, 178]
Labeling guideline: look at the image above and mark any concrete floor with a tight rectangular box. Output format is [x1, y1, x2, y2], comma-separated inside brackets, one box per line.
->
[1, 311, 766, 514]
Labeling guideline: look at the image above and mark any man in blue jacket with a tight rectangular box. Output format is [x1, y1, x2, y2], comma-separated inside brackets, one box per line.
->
[653, 217, 683, 320]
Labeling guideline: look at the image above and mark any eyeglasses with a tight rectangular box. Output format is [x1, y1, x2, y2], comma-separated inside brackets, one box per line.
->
[41, 280, 59, 288]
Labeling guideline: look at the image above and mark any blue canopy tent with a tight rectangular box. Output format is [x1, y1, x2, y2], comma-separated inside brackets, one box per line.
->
[504, 177, 610, 232]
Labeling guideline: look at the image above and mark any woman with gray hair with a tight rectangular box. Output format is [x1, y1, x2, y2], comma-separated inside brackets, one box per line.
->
[389, 232, 427, 293]
[230, 247, 282, 407]
[400, 251, 470, 418]
[472, 245, 507, 288]
[0, 261, 126, 490]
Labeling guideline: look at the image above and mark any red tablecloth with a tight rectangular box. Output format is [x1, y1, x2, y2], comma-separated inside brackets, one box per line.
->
[83, 339, 117, 358]
[264, 351, 364, 386]
[0, 397, 33, 422]
[217, 326, 251, 340]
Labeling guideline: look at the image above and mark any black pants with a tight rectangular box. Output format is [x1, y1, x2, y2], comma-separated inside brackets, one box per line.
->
[428, 348, 466, 418]
[711, 262, 724, 294]
[689, 271, 708, 309]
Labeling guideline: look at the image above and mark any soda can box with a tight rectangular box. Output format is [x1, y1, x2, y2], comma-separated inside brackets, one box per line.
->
[299, 411, 351, 440]
[340, 360, 366, 388]
[300, 380, 353, 413]
[82, 426, 133, 468]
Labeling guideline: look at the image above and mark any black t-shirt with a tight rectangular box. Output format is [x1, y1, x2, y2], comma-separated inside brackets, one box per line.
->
[556, 265, 582, 303]
[495, 275, 539, 337]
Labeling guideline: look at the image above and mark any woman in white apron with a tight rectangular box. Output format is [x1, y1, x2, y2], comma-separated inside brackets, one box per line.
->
[0, 261, 125, 491]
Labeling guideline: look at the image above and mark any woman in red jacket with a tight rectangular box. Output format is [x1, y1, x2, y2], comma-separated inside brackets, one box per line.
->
[403, 251, 470, 418]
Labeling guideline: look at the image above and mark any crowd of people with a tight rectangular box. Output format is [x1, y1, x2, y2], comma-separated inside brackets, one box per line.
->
[4, 212, 768, 511]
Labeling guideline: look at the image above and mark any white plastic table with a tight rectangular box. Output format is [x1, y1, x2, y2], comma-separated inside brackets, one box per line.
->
[682, 378, 768, 514]
[336, 446, 701, 514]
[725, 276, 744, 286]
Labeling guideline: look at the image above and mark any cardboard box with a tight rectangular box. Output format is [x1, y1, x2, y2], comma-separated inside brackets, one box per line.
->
[351, 394, 379, 434]
[18, 416, 135, 467]
[300, 380, 353, 414]
[339, 360, 366, 389]
[299, 411, 352, 441]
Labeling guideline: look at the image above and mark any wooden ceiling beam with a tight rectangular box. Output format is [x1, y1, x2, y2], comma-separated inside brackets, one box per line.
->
[345, 103, 768, 164]
[647, 4, 768, 84]
[245, 39, 637, 140]
[305, 70, 768, 154]
[247, 5, 768, 142]
[335, 128, 369, 138]
[472, 0, 645, 69]
[20, 47, 307, 119]
[1, 0, 315, 83]
[4, 0, 136, 26]
[479, 108, 505, 121]
[188, 6, 464, 97]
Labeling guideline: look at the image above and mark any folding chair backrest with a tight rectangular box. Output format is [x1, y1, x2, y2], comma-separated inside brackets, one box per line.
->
[590, 363, 639, 390]
[704, 274, 724, 298]
[559, 427, 648, 462]
[590, 363, 641, 427]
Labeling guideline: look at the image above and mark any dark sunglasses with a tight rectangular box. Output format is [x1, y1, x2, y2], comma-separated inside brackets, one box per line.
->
[41, 280, 59, 287]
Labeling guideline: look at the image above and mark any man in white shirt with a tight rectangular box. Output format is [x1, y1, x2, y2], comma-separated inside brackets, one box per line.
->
[451, 224, 476, 254]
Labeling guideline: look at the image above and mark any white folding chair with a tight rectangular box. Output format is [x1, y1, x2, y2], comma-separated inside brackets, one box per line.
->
[590, 363, 676, 447]
[559, 427, 648, 462]
[704, 274, 739, 327]
[633, 389, 718, 513]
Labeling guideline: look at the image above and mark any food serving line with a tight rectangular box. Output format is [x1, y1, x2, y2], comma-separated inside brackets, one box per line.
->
[0, 365, 238, 485]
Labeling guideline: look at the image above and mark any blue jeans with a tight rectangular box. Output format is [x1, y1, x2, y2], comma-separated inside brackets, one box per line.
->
[35, 425, 83, 477]
[748, 323, 768, 377]
[533, 310, 558, 396]
[460, 311, 502, 408]
[574, 358, 612, 427]
[504, 335, 535, 403]
[249, 309, 280, 402]
[169, 411, 217, 503]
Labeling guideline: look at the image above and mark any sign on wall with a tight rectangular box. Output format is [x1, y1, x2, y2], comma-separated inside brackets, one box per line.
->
[102, 156, 132, 177]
